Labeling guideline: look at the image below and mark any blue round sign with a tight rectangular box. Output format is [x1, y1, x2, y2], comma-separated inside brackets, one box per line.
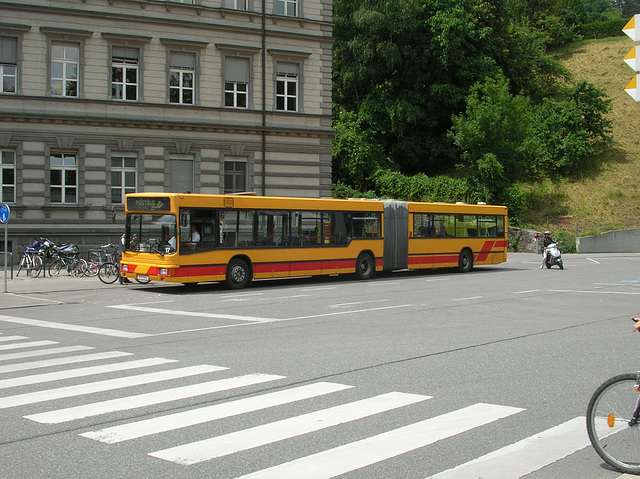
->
[0, 204, 9, 224]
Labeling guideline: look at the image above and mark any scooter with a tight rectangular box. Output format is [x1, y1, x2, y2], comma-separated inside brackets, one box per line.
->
[544, 242, 564, 269]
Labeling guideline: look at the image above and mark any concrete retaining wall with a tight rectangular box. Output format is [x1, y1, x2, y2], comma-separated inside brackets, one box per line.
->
[577, 228, 640, 253]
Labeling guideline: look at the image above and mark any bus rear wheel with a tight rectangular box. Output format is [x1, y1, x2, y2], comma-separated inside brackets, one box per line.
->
[458, 249, 473, 273]
[355, 253, 375, 280]
[226, 258, 251, 289]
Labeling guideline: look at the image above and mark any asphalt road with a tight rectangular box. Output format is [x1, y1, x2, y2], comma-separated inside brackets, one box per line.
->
[0, 252, 639, 478]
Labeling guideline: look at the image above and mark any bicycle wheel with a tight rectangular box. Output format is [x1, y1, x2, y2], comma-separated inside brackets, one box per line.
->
[70, 258, 89, 277]
[48, 259, 64, 277]
[97, 262, 119, 284]
[28, 255, 43, 278]
[86, 260, 100, 277]
[587, 373, 640, 474]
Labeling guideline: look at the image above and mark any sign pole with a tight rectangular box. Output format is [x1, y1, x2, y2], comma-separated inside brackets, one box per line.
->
[0, 204, 10, 293]
[623, 14, 640, 100]
[3, 222, 6, 293]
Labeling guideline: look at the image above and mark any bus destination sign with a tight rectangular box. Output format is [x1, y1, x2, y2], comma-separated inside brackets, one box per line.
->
[127, 197, 171, 212]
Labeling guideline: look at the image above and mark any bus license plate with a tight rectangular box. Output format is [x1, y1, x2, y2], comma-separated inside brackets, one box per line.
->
[137, 275, 149, 282]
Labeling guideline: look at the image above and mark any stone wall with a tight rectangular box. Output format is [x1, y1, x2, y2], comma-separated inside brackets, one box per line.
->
[508, 227, 541, 253]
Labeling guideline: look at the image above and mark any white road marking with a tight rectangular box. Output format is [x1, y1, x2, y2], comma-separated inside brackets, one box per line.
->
[0, 357, 176, 390]
[286, 304, 413, 321]
[0, 315, 149, 338]
[452, 296, 483, 301]
[0, 364, 225, 409]
[0, 335, 28, 342]
[80, 382, 352, 443]
[328, 300, 390, 309]
[27, 373, 284, 424]
[0, 351, 133, 375]
[0, 340, 58, 351]
[237, 403, 524, 479]
[587, 258, 600, 264]
[107, 305, 273, 322]
[513, 289, 541, 294]
[549, 289, 640, 295]
[427, 417, 588, 479]
[149, 391, 430, 465]
[144, 304, 414, 337]
[0, 345, 94, 362]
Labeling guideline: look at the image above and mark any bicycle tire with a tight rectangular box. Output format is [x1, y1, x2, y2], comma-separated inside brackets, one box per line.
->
[86, 260, 100, 277]
[48, 259, 64, 277]
[97, 262, 119, 284]
[70, 258, 89, 277]
[29, 255, 43, 278]
[586, 373, 640, 474]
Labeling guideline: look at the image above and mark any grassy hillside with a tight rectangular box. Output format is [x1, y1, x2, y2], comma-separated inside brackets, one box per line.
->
[523, 36, 640, 237]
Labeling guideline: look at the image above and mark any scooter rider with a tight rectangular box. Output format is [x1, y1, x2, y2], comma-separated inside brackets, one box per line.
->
[540, 231, 553, 269]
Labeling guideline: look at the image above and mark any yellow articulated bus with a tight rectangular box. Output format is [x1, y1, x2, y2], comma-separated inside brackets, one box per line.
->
[121, 193, 507, 289]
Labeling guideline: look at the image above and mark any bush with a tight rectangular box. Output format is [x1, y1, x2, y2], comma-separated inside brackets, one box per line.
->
[576, 19, 627, 39]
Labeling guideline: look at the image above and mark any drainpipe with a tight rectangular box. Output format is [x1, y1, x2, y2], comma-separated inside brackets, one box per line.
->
[261, 0, 267, 196]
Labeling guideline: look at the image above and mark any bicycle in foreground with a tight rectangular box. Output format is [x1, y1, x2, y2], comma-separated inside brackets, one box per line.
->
[587, 318, 640, 474]
[97, 261, 151, 285]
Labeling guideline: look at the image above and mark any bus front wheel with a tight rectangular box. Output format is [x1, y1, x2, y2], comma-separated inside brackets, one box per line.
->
[458, 249, 473, 273]
[355, 253, 375, 280]
[226, 258, 251, 289]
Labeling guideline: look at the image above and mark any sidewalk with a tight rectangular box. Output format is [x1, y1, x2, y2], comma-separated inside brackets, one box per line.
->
[0, 270, 114, 309]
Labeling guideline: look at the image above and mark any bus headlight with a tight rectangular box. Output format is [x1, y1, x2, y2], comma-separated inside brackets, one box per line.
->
[121, 264, 128, 272]
[159, 268, 168, 276]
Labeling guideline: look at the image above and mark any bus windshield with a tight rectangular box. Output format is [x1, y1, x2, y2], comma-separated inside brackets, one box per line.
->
[125, 213, 177, 254]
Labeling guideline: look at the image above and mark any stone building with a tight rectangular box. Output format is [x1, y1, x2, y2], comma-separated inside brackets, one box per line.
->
[0, 0, 333, 256]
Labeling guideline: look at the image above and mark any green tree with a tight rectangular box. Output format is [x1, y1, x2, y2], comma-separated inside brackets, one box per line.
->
[532, 81, 612, 176]
[450, 74, 538, 187]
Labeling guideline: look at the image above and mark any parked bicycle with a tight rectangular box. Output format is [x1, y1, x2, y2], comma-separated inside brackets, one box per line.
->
[587, 318, 640, 474]
[47, 240, 88, 277]
[87, 243, 119, 277]
[16, 241, 43, 277]
[97, 261, 121, 284]
[97, 260, 151, 285]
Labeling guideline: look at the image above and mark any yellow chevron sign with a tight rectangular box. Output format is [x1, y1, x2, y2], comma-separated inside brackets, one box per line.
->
[625, 45, 640, 71]
[623, 14, 640, 41]
[625, 75, 640, 101]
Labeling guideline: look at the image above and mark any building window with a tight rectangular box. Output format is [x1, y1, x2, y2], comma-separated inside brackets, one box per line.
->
[112, 47, 138, 101]
[169, 52, 195, 105]
[51, 43, 79, 97]
[276, 0, 297, 16]
[50, 153, 77, 204]
[111, 156, 137, 204]
[225, 58, 249, 108]
[0, 38, 17, 94]
[223, 0, 247, 8]
[276, 63, 298, 112]
[224, 160, 246, 193]
[0, 150, 15, 203]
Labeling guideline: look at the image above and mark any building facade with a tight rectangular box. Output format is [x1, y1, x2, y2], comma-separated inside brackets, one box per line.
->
[0, 0, 333, 255]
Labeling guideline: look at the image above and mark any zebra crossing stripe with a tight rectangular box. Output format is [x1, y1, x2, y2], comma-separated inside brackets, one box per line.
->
[0, 315, 149, 338]
[0, 364, 226, 409]
[427, 417, 588, 478]
[80, 382, 354, 444]
[0, 340, 58, 351]
[0, 336, 28, 342]
[0, 345, 94, 362]
[26, 373, 285, 424]
[0, 351, 134, 375]
[149, 391, 431, 466]
[236, 403, 524, 479]
[0, 357, 177, 390]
